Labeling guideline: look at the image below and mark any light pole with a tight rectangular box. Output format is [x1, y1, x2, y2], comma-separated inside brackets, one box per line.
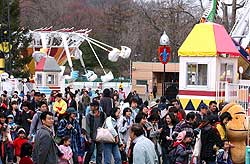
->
[159, 31, 170, 96]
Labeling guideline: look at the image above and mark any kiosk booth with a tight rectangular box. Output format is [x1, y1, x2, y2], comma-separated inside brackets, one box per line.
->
[35, 56, 63, 94]
[178, 23, 240, 110]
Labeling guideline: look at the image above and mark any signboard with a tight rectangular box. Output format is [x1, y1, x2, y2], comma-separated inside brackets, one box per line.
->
[158, 46, 171, 64]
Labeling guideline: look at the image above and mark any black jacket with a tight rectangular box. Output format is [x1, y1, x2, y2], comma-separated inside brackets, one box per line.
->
[159, 122, 175, 151]
[200, 124, 223, 161]
[100, 97, 113, 117]
[67, 99, 77, 110]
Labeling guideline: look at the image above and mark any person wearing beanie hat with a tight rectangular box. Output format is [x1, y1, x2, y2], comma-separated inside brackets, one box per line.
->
[7, 114, 14, 120]
[66, 107, 77, 114]
[57, 106, 81, 164]
[6, 114, 17, 163]
[17, 128, 26, 135]
[7, 114, 17, 140]
[195, 103, 209, 127]
[13, 128, 28, 163]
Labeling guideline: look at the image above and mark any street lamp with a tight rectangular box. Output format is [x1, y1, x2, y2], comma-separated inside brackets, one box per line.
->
[160, 31, 170, 46]
[159, 31, 170, 96]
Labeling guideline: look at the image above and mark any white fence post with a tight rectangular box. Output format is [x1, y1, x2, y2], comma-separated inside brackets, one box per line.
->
[225, 81, 229, 102]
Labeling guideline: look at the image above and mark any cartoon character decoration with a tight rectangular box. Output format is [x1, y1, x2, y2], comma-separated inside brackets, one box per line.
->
[221, 103, 248, 164]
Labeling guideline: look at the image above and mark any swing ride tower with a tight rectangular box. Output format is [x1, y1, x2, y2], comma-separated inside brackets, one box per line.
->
[27, 27, 131, 93]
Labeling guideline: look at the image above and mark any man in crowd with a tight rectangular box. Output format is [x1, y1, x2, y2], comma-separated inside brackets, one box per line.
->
[84, 101, 106, 164]
[30, 92, 41, 111]
[82, 90, 90, 116]
[129, 123, 158, 164]
[196, 103, 209, 126]
[29, 101, 49, 142]
[118, 88, 126, 102]
[20, 101, 33, 134]
[173, 112, 197, 138]
[0, 113, 12, 164]
[171, 99, 186, 120]
[33, 111, 58, 164]
[53, 93, 67, 131]
[100, 88, 113, 117]
[208, 101, 219, 116]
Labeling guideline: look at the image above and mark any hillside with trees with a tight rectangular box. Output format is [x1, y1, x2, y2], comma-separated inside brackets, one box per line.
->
[16, 0, 246, 77]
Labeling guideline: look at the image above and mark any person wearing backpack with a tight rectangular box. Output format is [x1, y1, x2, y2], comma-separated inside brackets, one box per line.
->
[170, 130, 193, 164]
[118, 107, 133, 164]
[28, 101, 48, 142]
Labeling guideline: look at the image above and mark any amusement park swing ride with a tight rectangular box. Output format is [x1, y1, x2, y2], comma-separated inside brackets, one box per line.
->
[26, 27, 131, 93]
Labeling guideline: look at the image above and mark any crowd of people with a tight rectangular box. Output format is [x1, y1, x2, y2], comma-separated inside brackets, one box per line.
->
[0, 86, 234, 164]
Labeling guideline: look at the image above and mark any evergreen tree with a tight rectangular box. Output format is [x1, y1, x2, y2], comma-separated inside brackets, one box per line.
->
[0, 0, 32, 78]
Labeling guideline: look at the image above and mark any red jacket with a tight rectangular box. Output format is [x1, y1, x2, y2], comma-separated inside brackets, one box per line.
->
[20, 156, 33, 164]
[13, 137, 28, 156]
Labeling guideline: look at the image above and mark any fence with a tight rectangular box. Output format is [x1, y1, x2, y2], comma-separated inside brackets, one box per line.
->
[216, 81, 250, 113]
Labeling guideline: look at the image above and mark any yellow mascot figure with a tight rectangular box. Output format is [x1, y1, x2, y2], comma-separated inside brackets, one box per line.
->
[221, 103, 248, 164]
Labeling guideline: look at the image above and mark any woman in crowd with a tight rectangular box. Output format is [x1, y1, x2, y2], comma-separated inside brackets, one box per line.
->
[118, 107, 133, 163]
[104, 107, 123, 164]
[67, 92, 77, 110]
[148, 113, 162, 163]
[159, 112, 178, 164]
[139, 105, 149, 116]
[135, 112, 150, 137]
[118, 107, 133, 148]
[216, 112, 232, 141]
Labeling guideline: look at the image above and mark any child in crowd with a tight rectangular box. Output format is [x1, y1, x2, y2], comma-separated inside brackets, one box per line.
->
[6, 114, 17, 163]
[7, 114, 17, 140]
[19, 142, 33, 164]
[217, 140, 233, 164]
[58, 136, 73, 164]
[13, 128, 28, 163]
[172, 131, 193, 164]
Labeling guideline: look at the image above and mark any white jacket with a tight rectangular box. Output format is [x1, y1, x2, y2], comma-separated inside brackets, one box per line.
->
[105, 116, 123, 144]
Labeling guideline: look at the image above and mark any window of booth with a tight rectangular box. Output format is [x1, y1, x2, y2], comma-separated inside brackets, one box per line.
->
[220, 63, 234, 82]
[37, 74, 42, 85]
[187, 63, 207, 86]
[46, 74, 56, 85]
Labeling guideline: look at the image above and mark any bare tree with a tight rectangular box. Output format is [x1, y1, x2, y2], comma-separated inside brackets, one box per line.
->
[220, 0, 245, 31]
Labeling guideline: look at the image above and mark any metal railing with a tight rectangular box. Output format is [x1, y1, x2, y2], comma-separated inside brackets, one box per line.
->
[216, 81, 250, 112]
